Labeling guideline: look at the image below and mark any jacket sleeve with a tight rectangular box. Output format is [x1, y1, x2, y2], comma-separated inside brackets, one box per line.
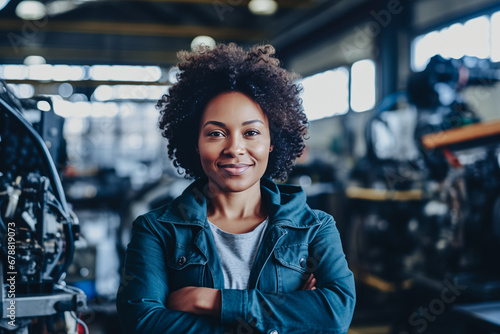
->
[116, 216, 229, 334]
[219, 213, 356, 334]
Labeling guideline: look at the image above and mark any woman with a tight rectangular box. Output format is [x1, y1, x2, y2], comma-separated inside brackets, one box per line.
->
[116, 43, 355, 334]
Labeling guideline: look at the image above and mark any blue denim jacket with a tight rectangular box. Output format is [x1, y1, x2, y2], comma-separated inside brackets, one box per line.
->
[116, 178, 355, 334]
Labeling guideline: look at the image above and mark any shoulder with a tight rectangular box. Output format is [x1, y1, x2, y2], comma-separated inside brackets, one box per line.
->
[308, 209, 340, 236]
[137, 203, 170, 224]
[310, 209, 336, 225]
[131, 203, 172, 237]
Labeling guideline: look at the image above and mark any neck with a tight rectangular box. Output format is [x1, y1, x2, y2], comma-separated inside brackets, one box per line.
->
[207, 181, 265, 221]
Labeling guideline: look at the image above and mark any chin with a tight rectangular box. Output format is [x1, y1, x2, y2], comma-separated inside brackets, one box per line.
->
[212, 175, 261, 193]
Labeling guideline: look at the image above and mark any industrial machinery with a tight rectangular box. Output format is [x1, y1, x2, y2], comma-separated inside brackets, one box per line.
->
[347, 56, 500, 298]
[0, 81, 86, 333]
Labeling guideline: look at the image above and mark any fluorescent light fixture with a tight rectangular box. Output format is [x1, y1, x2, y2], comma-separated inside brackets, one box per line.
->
[248, 0, 278, 15]
[2, 63, 162, 82]
[28, 64, 52, 81]
[89, 65, 161, 82]
[52, 65, 86, 81]
[2, 65, 29, 80]
[53, 100, 119, 118]
[92, 84, 169, 101]
[15, 0, 46, 20]
[92, 85, 113, 101]
[191, 36, 216, 51]
[6, 83, 34, 98]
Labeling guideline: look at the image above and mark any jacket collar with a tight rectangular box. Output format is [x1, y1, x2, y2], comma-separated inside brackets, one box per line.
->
[157, 177, 320, 228]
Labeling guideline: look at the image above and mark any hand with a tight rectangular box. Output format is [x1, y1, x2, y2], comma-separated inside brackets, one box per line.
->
[166, 286, 221, 317]
[300, 273, 317, 290]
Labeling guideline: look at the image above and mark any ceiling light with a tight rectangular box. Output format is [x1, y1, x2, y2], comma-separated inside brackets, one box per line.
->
[28, 64, 52, 81]
[248, 0, 278, 16]
[2, 65, 29, 80]
[52, 65, 86, 81]
[37, 100, 51, 112]
[15, 0, 46, 20]
[191, 36, 216, 51]
[24, 55, 46, 66]
[0, 0, 10, 12]
[58, 83, 73, 98]
[92, 85, 114, 101]
[89, 65, 161, 82]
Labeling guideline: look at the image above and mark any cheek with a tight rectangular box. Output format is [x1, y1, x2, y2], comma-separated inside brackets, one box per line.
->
[250, 143, 272, 161]
[197, 141, 211, 158]
[199, 145, 218, 164]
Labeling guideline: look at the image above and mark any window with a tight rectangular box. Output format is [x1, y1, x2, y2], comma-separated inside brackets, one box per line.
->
[350, 59, 376, 112]
[300, 59, 376, 120]
[412, 10, 500, 71]
[492, 11, 500, 62]
[300, 68, 349, 120]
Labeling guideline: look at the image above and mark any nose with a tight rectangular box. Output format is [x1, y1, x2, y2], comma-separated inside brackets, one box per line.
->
[223, 135, 245, 156]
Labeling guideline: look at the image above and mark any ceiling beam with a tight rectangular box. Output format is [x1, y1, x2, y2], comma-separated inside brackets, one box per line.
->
[0, 46, 179, 65]
[61, 0, 314, 8]
[0, 19, 265, 40]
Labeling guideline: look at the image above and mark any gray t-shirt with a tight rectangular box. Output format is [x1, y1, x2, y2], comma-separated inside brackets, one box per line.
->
[207, 217, 269, 289]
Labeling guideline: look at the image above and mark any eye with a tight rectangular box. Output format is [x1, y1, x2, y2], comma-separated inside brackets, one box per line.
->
[207, 131, 225, 137]
[245, 130, 260, 136]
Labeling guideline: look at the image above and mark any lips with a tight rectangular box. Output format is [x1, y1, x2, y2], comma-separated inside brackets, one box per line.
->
[218, 163, 252, 176]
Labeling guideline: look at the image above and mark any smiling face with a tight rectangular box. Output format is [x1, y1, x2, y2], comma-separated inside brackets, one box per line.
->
[197, 91, 273, 193]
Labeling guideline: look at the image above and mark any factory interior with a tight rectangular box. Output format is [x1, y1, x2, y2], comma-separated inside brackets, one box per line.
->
[1, 0, 500, 333]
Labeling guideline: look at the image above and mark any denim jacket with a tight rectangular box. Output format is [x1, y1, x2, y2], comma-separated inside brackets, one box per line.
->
[116, 177, 355, 334]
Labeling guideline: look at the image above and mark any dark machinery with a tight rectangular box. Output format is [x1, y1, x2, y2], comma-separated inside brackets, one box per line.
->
[348, 55, 500, 298]
[0, 81, 86, 333]
[410, 56, 500, 293]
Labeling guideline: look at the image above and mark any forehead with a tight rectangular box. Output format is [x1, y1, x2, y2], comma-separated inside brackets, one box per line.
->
[201, 91, 268, 123]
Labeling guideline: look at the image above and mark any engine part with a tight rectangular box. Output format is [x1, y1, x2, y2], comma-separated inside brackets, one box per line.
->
[0, 81, 86, 333]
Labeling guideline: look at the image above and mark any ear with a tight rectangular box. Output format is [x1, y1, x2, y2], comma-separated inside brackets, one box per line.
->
[195, 147, 199, 154]
[269, 145, 273, 153]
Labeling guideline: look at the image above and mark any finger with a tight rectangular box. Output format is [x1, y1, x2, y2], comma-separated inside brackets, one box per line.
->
[306, 273, 314, 283]
[300, 277, 309, 290]
[301, 274, 314, 289]
[307, 278, 317, 290]
[303, 276, 316, 290]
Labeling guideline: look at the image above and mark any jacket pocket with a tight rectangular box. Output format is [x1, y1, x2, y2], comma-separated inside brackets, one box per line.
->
[273, 243, 309, 292]
[166, 244, 207, 291]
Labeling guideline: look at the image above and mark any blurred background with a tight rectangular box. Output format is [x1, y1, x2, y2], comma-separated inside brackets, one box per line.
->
[0, 0, 500, 333]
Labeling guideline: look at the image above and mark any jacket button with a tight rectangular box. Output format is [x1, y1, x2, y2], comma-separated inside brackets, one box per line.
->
[177, 256, 187, 266]
[269, 330, 278, 334]
[299, 257, 307, 268]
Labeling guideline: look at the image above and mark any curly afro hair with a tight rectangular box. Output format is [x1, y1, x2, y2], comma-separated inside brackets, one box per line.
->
[157, 43, 308, 181]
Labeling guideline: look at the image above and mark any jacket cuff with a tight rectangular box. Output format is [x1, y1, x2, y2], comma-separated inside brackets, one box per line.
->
[220, 289, 247, 325]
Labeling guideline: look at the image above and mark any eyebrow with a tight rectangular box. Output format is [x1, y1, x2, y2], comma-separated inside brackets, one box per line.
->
[202, 119, 264, 129]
